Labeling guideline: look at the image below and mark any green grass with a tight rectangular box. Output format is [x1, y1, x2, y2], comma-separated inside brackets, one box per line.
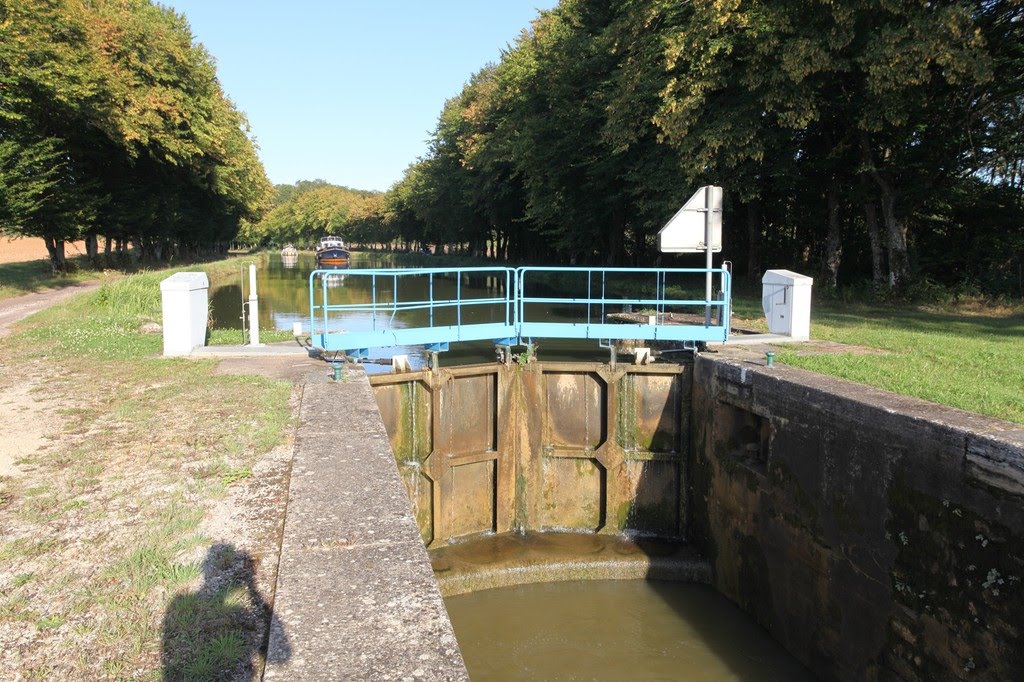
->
[0, 256, 104, 302]
[207, 327, 295, 345]
[733, 293, 1024, 424]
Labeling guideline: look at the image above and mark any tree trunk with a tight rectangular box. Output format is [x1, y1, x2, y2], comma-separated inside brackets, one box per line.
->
[43, 236, 66, 273]
[860, 132, 909, 289]
[878, 183, 908, 289]
[746, 199, 762, 282]
[85, 234, 98, 261]
[864, 200, 885, 288]
[823, 180, 843, 290]
[608, 202, 625, 266]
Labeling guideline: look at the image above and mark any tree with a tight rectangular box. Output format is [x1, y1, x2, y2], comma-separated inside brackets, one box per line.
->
[0, 0, 271, 270]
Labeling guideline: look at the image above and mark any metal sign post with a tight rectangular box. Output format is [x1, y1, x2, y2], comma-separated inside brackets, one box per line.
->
[656, 185, 723, 325]
[703, 185, 714, 326]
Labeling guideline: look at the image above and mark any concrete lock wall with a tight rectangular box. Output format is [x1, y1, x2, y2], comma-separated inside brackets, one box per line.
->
[370, 361, 692, 547]
[370, 357, 1023, 680]
[691, 354, 1024, 681]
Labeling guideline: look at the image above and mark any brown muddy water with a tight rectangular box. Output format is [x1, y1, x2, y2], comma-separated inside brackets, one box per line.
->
[445, 580, 815, 681]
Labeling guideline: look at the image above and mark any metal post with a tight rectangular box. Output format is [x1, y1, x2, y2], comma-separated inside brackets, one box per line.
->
[705, 185, 714, 327]
[248, 263, 261, 346]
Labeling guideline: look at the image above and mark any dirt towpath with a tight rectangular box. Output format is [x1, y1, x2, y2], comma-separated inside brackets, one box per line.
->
[0, 280, 102, 339]
[0, 281, 102, 477]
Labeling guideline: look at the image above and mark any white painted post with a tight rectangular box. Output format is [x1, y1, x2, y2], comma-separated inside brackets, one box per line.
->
[392, 354, 412, 373]
[704, 185, 714, 326]
[248, 263, 261, 346]
[160, 272, 209, 356]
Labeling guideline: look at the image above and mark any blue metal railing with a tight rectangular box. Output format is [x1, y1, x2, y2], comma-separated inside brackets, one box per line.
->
[310, 267, 517, 355]
[309, 266, 730, 354]
[516, 266, 731, 344]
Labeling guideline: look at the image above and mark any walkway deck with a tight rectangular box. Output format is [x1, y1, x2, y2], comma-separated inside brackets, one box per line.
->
[264, 366, 467, 680]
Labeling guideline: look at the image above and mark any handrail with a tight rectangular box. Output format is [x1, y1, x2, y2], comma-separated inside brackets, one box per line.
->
[516, 266, 731, 344]
[309, 266, 731, 354]
[309, 267, 517, 355]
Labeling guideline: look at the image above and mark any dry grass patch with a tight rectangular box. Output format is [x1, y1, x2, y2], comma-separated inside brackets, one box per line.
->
[0, 265, 296, 679]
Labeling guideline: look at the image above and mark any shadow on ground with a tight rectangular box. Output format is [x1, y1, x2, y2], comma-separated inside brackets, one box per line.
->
[162, 543, 289, 680]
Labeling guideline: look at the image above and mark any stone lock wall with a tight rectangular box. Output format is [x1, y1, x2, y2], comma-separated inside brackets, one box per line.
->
[692, 354, 1024, 682]
[370, 361, 692, 547]
[371, 354, 1024, 681]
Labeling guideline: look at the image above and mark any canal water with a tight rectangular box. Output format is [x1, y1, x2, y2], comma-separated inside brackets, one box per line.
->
[445, 580, 815, 681]
[209, 252, 607, 373]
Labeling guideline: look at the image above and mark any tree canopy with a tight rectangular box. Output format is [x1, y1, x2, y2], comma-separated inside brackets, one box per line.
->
[239, 181, 381, 248]
[366, 0, 1024, 296]
[0, 0, 271, 270]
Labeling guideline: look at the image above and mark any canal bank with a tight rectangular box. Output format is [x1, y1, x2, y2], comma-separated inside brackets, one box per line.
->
[268, 350, 1024, 680]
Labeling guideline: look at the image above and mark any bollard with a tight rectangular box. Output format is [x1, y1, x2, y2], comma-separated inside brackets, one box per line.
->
[248, 264, 261, 346]
[765, 351, 775, 367]
[332, 362, 343, 382]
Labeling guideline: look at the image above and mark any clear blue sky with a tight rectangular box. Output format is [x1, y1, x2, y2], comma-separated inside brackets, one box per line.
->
[165, 1, 557, 192]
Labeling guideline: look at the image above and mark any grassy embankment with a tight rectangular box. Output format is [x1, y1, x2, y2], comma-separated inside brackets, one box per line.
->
[0, 256, 294, 678]
[774, 300, 1024, 425]
[0, 256, 109, 301]
[730, 289, 1023, 424]
[378, 251, 1024, 424]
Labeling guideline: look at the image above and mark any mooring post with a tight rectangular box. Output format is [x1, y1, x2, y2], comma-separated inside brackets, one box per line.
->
[247, 263, 261, 346]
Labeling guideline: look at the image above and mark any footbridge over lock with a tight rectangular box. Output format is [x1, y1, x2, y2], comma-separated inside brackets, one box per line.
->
[308, 266, 732, 359]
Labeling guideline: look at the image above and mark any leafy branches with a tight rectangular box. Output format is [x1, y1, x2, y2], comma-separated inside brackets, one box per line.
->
[0, 0, 271, 271]
[365, 0, 1023, 297]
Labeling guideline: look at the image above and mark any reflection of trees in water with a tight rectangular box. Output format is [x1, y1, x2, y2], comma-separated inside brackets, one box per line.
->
[210, 256, 522, 333]
[223, 273, 501, 329]
[161, 543, 289, 680]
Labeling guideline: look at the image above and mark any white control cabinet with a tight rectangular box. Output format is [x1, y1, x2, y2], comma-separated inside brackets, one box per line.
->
[160, 272, 209, 356]
[761, 270, 813, 340]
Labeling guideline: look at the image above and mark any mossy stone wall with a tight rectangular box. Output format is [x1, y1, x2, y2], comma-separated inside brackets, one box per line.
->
[692, 354, 1024, 681]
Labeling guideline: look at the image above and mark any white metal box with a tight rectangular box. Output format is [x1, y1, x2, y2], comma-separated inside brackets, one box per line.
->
[160, 272, 209, 356]
[761, 269, 813, 340]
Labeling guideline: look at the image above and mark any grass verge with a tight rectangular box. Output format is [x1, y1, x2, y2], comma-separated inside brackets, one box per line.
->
[775, 299, 1024, 424]
[0, 256, 107, 301]
[0, 257, 294, 679]
[725, 291, 1024, 425]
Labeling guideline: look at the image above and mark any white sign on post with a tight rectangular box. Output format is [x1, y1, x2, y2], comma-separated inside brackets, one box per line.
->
[658, 185, 724, 327]
[657, 185, 723, 253]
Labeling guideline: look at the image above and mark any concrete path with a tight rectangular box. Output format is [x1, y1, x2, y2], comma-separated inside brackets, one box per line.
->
[265, 367, 467, 680]
[0, 281, 102, 339]
[191, 342, 312, 358]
